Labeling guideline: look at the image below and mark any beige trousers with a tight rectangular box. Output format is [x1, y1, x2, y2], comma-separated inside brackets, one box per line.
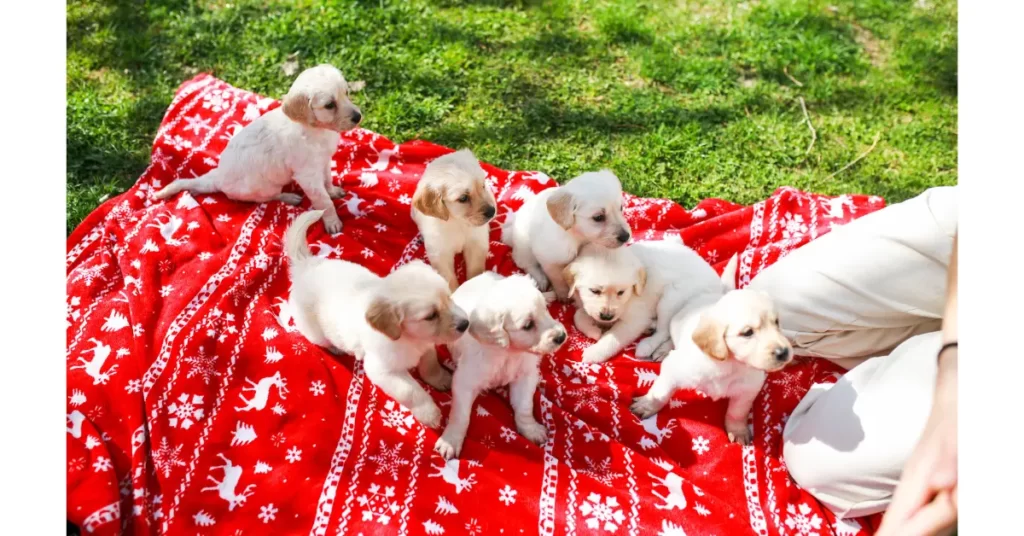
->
[747, 186, 957, 518]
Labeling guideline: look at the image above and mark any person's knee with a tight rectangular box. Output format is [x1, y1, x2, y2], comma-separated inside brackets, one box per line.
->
[782, 438, 887, 516]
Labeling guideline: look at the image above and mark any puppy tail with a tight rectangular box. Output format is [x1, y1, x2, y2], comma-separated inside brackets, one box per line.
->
[284, 210, 325, 267]
[721, 253, 739, 290]
[153, 171, 220, 200]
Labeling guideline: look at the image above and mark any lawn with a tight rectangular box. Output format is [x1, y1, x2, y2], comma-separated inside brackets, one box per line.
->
[66, 0, 957, 235]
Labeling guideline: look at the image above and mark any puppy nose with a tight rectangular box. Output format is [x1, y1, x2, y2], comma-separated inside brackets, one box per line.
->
[599, 312, 614, 321]
[553, 331, 567, 345]
[773, 346, 790, 362]
[351, 110, 362, 124]
[483, 205, 496, 219]
[616, 229, 630, 243]
[456, 319, 469, 333]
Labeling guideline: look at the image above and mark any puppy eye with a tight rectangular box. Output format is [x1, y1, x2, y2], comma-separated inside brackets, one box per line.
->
[589, 288, 601, 295]
[523, 320, 534, 330]
[324, 101, 336, 110]
[616, 290, 625, 296]
[740, 327, 754, 337]
[457, 194, 469, 203]
[592, 214, 606, 223]
[425, 311, 438, 321]
[775, 318, 780, 327]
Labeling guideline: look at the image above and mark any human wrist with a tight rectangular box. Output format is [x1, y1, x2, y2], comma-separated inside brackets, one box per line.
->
[935, 345, 957, 399]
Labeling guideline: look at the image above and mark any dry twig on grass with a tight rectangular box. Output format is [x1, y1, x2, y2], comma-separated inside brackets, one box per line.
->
[824, 133, 882, 181]
[784, 66, 804, 87]
[798, 97, 816, 155]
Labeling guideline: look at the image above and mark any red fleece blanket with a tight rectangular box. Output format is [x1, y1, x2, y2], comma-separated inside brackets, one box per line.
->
[67, 74, 887, 536]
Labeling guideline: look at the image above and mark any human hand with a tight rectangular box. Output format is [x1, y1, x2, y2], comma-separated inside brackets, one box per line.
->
[877, 352, 957, 536]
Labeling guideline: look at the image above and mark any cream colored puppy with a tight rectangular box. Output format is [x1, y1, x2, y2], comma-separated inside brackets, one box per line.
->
[155, 64, 362, 234]
[285, 210, 469, 428]
[630, 280, 793, 445]
[501, 170, 631, 301]
[433, 273, 567, 460]
[565, 239, 714, 363]
[411, 149, 497, 291]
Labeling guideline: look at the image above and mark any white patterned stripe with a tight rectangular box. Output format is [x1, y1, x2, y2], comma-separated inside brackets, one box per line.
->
[82, 501, 120, 534]
[164, 245, 285, 530]
[563, 414, 577, 536]
[742, 445, 769, 536]
[151, 206, 279, 424]
[398, 424, 426, 536]
[757, 199, 781, 277]
[738, 201, 765, 288]
[391, 235, 424, 272]
[625, 450, 639, 536]
[537, 393, 558, 536]
[140, 204, 266, 398]
[309, 361, 365, 536]
[67, 226, 104, 268]
[336, 386, 377, 535]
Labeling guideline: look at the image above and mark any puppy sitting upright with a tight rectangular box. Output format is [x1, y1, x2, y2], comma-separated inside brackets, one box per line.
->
[565, 239, 711, 363]
[411, 149, 497, 291]
[285, 210, 469, 428]
[501, 170, 631, 300]
[433, 273, 567, 460]
[155, 64, 362, 234]
[630, 275, 793, 445]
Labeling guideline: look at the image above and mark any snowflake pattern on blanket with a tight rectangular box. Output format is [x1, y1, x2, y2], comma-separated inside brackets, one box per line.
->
[67, 74, 887, 536]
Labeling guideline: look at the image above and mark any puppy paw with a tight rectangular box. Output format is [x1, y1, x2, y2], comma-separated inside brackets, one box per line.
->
[634, 336, 660, 359]
[726, 423, 752, 446]
[433, 435, 462, 460]
[277, 193, 304, 206]
[423, 368, 453, 392]
[541, 290, 557, 304]
[581, 345, 611, 364]
[328, 186, 345, 199]
[651, 343, 673, 362]
[516, 419, 548, 446]
[630, 396, 663, 420]
[322, 215, 343, 235]
[412, 402, 443, 429]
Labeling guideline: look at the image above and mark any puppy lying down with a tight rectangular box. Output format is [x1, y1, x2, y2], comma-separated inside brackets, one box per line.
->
[502, 170, 632, 301]
[285, 210, 469, 429]
[630, 262, 793, 445]
[411, 149, 497, 291]
[155, 64, 362, 234]
[434, 272, 568, 460]
[564, 239, 714, 364]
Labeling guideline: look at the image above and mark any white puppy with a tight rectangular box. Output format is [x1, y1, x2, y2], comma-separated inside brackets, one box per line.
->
[565, 239, 716, 363]
[501, 170, 631, 300]
[629, 262, 793, 445]
[284, 210, 469, 428]
[433, 273, 567, 460]
[155, 64, 362, 234]
[411, 149, 497, 291]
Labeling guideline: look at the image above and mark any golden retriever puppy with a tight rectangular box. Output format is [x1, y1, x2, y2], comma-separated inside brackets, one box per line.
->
[630, 282, 793, 445]
[155, 64, 362, 234]
[411, 149, 497, 290]
[564, 239, 714, 363]
[433, 273, 567, 460]
[501, 170, 631, 301]
[284, 210, 469, 428]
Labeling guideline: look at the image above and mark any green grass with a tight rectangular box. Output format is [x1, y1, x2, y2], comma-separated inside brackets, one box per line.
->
[67, 0, 957, 235]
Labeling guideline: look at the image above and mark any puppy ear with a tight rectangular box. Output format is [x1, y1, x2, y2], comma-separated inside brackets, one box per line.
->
[692, 313, 728, 361]
[634, 266, 647, 296]
[413, 183, 449, 221]
[562, 264, 578, 297]
[281, 88, 314, 124]
[469, 307, 509, 348]
[546, 190, 576, 229]
[366, 297, 402, 341]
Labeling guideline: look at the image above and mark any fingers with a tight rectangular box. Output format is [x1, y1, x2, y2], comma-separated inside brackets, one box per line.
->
[878, 468, 930, 536]
[900, 490, 957, 536]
